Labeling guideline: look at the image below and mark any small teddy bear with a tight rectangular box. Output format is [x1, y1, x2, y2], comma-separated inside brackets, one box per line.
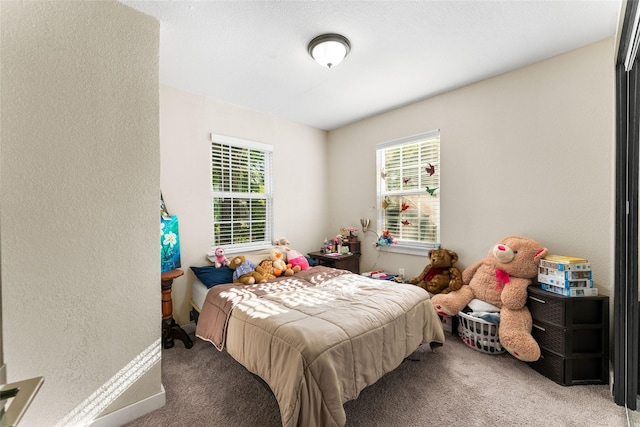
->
[408, 248, 463, 295]
[431, 235, 548, 362]
[228, 255, 267, 285]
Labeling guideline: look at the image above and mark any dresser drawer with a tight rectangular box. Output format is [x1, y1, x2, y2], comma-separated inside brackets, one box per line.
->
[531, 320, 606, 356]
[526, 285, 610, 386]
[527, 285, 607, 327]
[528, 291, 566, 324]
[528, 348, 608, 386]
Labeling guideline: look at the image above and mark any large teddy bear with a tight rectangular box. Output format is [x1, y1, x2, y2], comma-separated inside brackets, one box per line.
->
[431, 235, 548, 362]
[408, 248, 463, 295]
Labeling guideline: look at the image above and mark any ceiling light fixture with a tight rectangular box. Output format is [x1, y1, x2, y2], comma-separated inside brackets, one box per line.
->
[308, 33, 351, 68]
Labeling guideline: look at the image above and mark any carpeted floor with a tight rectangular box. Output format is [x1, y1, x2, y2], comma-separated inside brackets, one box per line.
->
[125, 325, 640, 427]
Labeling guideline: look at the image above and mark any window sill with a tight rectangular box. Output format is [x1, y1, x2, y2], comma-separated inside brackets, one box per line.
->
[376, 242, 441, 256]
[215, 243, 274, 257]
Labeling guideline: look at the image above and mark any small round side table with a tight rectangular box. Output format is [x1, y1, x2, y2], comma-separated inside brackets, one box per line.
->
[161, 269, 193, 349]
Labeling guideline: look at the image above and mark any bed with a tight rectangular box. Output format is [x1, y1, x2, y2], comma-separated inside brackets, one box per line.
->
[192, 264, 445, 427]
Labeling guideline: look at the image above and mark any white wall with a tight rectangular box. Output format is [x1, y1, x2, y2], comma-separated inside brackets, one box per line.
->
[1, 2, 161, 425]
[160, 86, 328, 325]
[328, 38, 616, 298]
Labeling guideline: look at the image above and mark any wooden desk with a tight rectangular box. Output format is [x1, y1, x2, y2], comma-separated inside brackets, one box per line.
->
[307, 251, 360, 274]
[161, 269, 193, 349]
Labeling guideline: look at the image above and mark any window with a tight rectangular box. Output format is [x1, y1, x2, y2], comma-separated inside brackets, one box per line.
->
[210, 134, 273, 253]
[376, 130, 440, 254]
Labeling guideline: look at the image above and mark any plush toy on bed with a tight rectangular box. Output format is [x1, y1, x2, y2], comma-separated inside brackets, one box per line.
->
[211, 247, 230, 268]
[431, 235, 548, 362]
[228, 255, 267, 285]
[408, 248, 463, 295]
[274, 237, 308, 271]
[256, 259, 277, 280]
[274, 237, 290, 247]
[285, 248, 309, 271]
[270, 248, 296, 276]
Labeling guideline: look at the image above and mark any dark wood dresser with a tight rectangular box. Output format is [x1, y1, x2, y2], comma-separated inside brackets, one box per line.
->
[307, 251, 360, 274]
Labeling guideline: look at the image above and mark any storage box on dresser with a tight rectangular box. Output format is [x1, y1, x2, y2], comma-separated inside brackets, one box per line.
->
[526, 285, 609, 386]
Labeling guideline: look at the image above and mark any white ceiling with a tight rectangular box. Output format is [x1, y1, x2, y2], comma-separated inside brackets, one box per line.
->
[121, 0, 623, 131]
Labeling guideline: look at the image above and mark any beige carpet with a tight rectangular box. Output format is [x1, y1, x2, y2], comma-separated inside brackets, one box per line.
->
[125, 325, 640, 427]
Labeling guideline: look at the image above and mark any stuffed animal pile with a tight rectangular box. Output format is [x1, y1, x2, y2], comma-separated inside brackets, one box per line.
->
[274, 237, 309, 271]
[270, 248, 298, 277]
[431, 235, 547, 362]
[408, 248, 463, 295]
[209, 237, 313, 285]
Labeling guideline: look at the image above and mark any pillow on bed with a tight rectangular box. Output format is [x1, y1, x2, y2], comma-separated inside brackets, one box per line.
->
[190, 265, 234, 289]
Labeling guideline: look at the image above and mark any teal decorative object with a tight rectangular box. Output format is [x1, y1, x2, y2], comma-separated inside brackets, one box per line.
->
[160, 215, 181, 272]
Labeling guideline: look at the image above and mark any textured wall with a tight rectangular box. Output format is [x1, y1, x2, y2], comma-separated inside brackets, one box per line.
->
[1, 1, 161, 425]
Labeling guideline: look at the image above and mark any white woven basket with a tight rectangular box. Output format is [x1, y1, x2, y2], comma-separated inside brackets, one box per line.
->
[457, 311, 505, 354]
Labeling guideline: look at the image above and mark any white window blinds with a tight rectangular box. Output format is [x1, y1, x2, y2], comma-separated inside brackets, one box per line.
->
[210, 134, 273, 252]
[376, 130, 440, 251]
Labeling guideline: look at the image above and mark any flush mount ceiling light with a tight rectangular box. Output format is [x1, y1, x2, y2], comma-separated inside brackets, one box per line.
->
[307, 33, 351, 68]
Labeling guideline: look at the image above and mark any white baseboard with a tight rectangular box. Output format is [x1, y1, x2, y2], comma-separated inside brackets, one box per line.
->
[90, 385, 165, 427]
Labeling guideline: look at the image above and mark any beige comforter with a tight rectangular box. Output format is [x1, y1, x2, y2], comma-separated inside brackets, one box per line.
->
[196, 266, 445, 427]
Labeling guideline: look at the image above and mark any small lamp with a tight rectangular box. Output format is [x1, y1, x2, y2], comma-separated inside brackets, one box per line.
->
[360, 218, 370, 232]
[308, 34, 351, 68]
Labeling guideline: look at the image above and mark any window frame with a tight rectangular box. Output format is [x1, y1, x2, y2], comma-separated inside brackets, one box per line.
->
[209, 133, 274, 255]
[376, 130, 441, 256]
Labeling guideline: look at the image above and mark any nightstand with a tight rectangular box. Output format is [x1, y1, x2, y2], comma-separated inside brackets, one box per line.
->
[526, 285, 609, 385]
[161, 269, 193, 349]
[307, 251, 360, 274]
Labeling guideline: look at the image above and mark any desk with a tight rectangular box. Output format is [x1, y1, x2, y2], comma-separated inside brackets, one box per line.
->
[161, 269, 193, 349]
[307, 251, 360, 274]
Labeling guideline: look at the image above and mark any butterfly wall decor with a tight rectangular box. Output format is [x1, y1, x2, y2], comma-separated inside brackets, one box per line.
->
[426, 163, 435, 176]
